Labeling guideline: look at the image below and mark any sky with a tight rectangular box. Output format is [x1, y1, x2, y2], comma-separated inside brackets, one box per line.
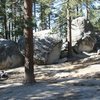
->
[82, 0, 100, 18]
[92, 0, 100, 8]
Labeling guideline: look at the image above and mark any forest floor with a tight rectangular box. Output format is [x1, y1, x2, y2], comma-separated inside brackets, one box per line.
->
[0, 53, 100, 100]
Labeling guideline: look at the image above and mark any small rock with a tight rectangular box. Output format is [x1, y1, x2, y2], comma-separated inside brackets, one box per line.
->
[97, 49, 100, 55]
[0, 71, 8, 80]
[58, 57, 68, 63]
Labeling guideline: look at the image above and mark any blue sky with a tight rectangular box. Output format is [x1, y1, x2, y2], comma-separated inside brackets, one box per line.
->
[82, 0, 100, 18]
[92, 0, 100, 8]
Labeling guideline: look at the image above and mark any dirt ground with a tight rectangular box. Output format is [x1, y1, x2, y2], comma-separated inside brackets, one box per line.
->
[0, 53, 100, 100]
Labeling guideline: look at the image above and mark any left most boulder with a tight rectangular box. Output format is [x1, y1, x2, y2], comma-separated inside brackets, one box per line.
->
[0, 39, 25, 69]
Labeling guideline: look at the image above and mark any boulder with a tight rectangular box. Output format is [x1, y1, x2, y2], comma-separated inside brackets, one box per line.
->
[18, 30, 62, 65]
[0, 71, 8, 80]
[70, 17, 96, 53]
[0, 39, 25, 69]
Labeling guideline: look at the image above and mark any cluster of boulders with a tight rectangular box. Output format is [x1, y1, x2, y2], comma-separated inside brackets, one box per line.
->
[0, 30, 62, 69]
[0, 17, 100, 69]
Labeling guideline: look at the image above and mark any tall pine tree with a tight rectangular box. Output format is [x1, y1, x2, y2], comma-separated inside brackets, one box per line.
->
[24, 0, 36, 84]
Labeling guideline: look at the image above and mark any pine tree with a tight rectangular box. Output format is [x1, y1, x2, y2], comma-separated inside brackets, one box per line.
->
[24, 0, 36, 84]
[38, 0, 54, 30]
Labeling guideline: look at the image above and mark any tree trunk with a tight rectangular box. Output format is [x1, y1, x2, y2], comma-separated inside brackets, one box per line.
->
[67, 16, 72, 57]
[76, 5, 79, 16]
[14, 0, 17, 41]
[11, 0, 14, 40]
[11, 22, 14, 40]
[24, 0, 36, 83]
[4, 14, 8, 39]
[8, 21, 11, 39]
[86, 0, 89, 20]
[48, 13, 51, 29]
[3, 1, 8, 39]
[67, 1, 72, 58]
[33, 0, 37, 32]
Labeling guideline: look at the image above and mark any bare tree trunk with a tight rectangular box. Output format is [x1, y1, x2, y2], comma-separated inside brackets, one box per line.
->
[76, 5, 79, 16]
[3, 1, 8, 39]
[8, 21, 11, 39]
[67, 1, 72, 58]
[11, 22, 14, 40]
[48, 13, 51, 29]
[86, 0, 89, 20]
[14, 0, 17, 41]
[33, 0, 37, 32]
[24, 0, 36, 83]
[11, 0, 14, 40]
[67, 16, 72, 57]
[4, 14, 8, 39]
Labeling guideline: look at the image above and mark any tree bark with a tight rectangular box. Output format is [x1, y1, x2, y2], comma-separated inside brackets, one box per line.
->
[4, 14, 8, 39]
[33, 0, 37, 32]
[48, 13, 51, 29]
[86, 0, 89, 20]
[3, 1, 8, 39]
[67, 0, 72, 58]
[67, 16, 72, 57]
[24, 0, 36, 83]
[76, 5, 79, 16]
[8, 21, 11, 39]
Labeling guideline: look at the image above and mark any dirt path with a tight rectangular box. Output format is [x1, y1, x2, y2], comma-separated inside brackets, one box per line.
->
[0, 55, 100, 100]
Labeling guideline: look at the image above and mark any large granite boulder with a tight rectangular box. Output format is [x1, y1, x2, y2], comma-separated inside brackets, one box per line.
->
[18, 30, 62, 65]
[0, 39, 25, 69]
[70, 17, 96, 53]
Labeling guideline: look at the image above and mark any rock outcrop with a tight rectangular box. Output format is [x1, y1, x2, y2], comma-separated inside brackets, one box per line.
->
[70, 17, 96, 53]
[18, 30, 62, 65]
[0, 39, 24, 69]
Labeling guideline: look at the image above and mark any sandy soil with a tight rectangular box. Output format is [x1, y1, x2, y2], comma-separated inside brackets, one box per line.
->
[0, 54, 100, 100]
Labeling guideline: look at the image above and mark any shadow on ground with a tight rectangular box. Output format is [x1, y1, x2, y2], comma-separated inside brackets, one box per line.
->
[0, 76, 100, 100]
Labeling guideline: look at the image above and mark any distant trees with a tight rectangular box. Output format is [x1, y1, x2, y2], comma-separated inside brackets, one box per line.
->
[0, 0, 24, 40]
[89, 1, 100, 30]
[38, 0, 55, 30]
[0, 0, 8, 39]
[0, 0, 57, 39]
[0, 0, 99, 40]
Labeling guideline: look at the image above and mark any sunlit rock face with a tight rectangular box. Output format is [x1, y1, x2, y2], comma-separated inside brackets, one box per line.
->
[18, 30, 62, 65]
[70, 17, 96, 53]
[0, 39, 25, 69]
